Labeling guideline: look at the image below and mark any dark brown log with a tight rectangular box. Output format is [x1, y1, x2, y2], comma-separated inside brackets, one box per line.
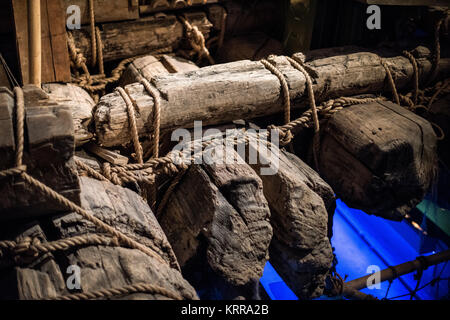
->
[157, 146, 272, 299]
[93, 47, 450, 147]
[0, 85, 80, 220]
[71, 12, 213, 64]
[0, 176, 198, 300]
[317, 100, 437, 220]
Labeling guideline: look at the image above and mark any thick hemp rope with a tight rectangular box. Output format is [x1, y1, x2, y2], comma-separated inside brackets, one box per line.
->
[0, 87, 180, 272]
[49, 282, 186, 301]
[0, 234, 119, 261]
[88, 0, 97, 67]
[116, 87, 144, 164]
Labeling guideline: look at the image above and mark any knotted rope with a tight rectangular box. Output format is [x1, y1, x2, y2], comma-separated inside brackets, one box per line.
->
[49, 282, 186, 301]
[116, 87, 144, 164]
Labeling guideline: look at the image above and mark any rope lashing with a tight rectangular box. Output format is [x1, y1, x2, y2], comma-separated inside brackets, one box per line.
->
[116, 87, 144, 164]
[0, 87, 180, 272]
[49, 282, 185, 301]
[179, 16, 215, 65]
[88, 0, 97, 67]
[260, 58, 291, 124]
[286, 56, 320, 170]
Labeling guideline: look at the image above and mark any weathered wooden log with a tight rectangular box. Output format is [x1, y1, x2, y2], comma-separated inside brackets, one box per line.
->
[62, 0, 139, 25]
[42, 83, 95, 146]
[237, 135, 335, 299]
[0, 85, 80, 220]
[120, 54, 199, 86]
[0, 176, 198, 300]
[71, 12, 212, 64]
[93, 47, 450, 147]
[316, 100, 437, 220]
[425, 93, 450, 167]
[157, 146, 273, 299]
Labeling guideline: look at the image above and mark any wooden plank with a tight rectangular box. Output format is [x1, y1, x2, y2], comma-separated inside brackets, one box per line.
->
[120, 55, 169, 87]
[239, 135, 335, 298]
[158, 145, 272, 299]
[46, 0, 71, 82]
[62, 0, 139, 25]
[317, 100, 437, 220]
[84, 142, 129, 165]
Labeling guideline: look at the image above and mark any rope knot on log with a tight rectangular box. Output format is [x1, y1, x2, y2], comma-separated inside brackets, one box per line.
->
[179, 16, 214, 65]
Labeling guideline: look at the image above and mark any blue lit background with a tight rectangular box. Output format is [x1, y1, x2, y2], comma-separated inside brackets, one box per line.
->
[260, 199, 450, 300]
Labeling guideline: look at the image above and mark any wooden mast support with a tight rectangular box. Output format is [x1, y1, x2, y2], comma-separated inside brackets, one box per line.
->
[343, 249, 450, 294]
[28, 0, 41, 86]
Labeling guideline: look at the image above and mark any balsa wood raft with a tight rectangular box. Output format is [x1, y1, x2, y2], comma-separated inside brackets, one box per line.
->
[0, 42, 446, 300]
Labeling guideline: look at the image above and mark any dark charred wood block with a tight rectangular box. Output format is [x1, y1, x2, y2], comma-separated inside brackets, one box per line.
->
[317, 100, 437, 220]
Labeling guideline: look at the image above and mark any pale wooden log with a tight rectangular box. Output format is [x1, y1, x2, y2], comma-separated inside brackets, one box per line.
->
[317, 100, 437, 220]
[158, 146, 272, 299]
[94, 47, 450, 147]
[71, 12, 213, 64]
[0, 85, 80, 220]
[42, 83, 95, 146]
[0, 177, 198, 300]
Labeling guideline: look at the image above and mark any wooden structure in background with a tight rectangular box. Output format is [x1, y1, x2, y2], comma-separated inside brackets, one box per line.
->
[62, 0, 139, 25]
[12, 0, 71, 84]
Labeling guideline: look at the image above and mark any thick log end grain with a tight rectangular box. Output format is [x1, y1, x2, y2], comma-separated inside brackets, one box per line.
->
[318, 100, 438, 220]
[0, 86, 81, 220]
[158, 147, 272, 298]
